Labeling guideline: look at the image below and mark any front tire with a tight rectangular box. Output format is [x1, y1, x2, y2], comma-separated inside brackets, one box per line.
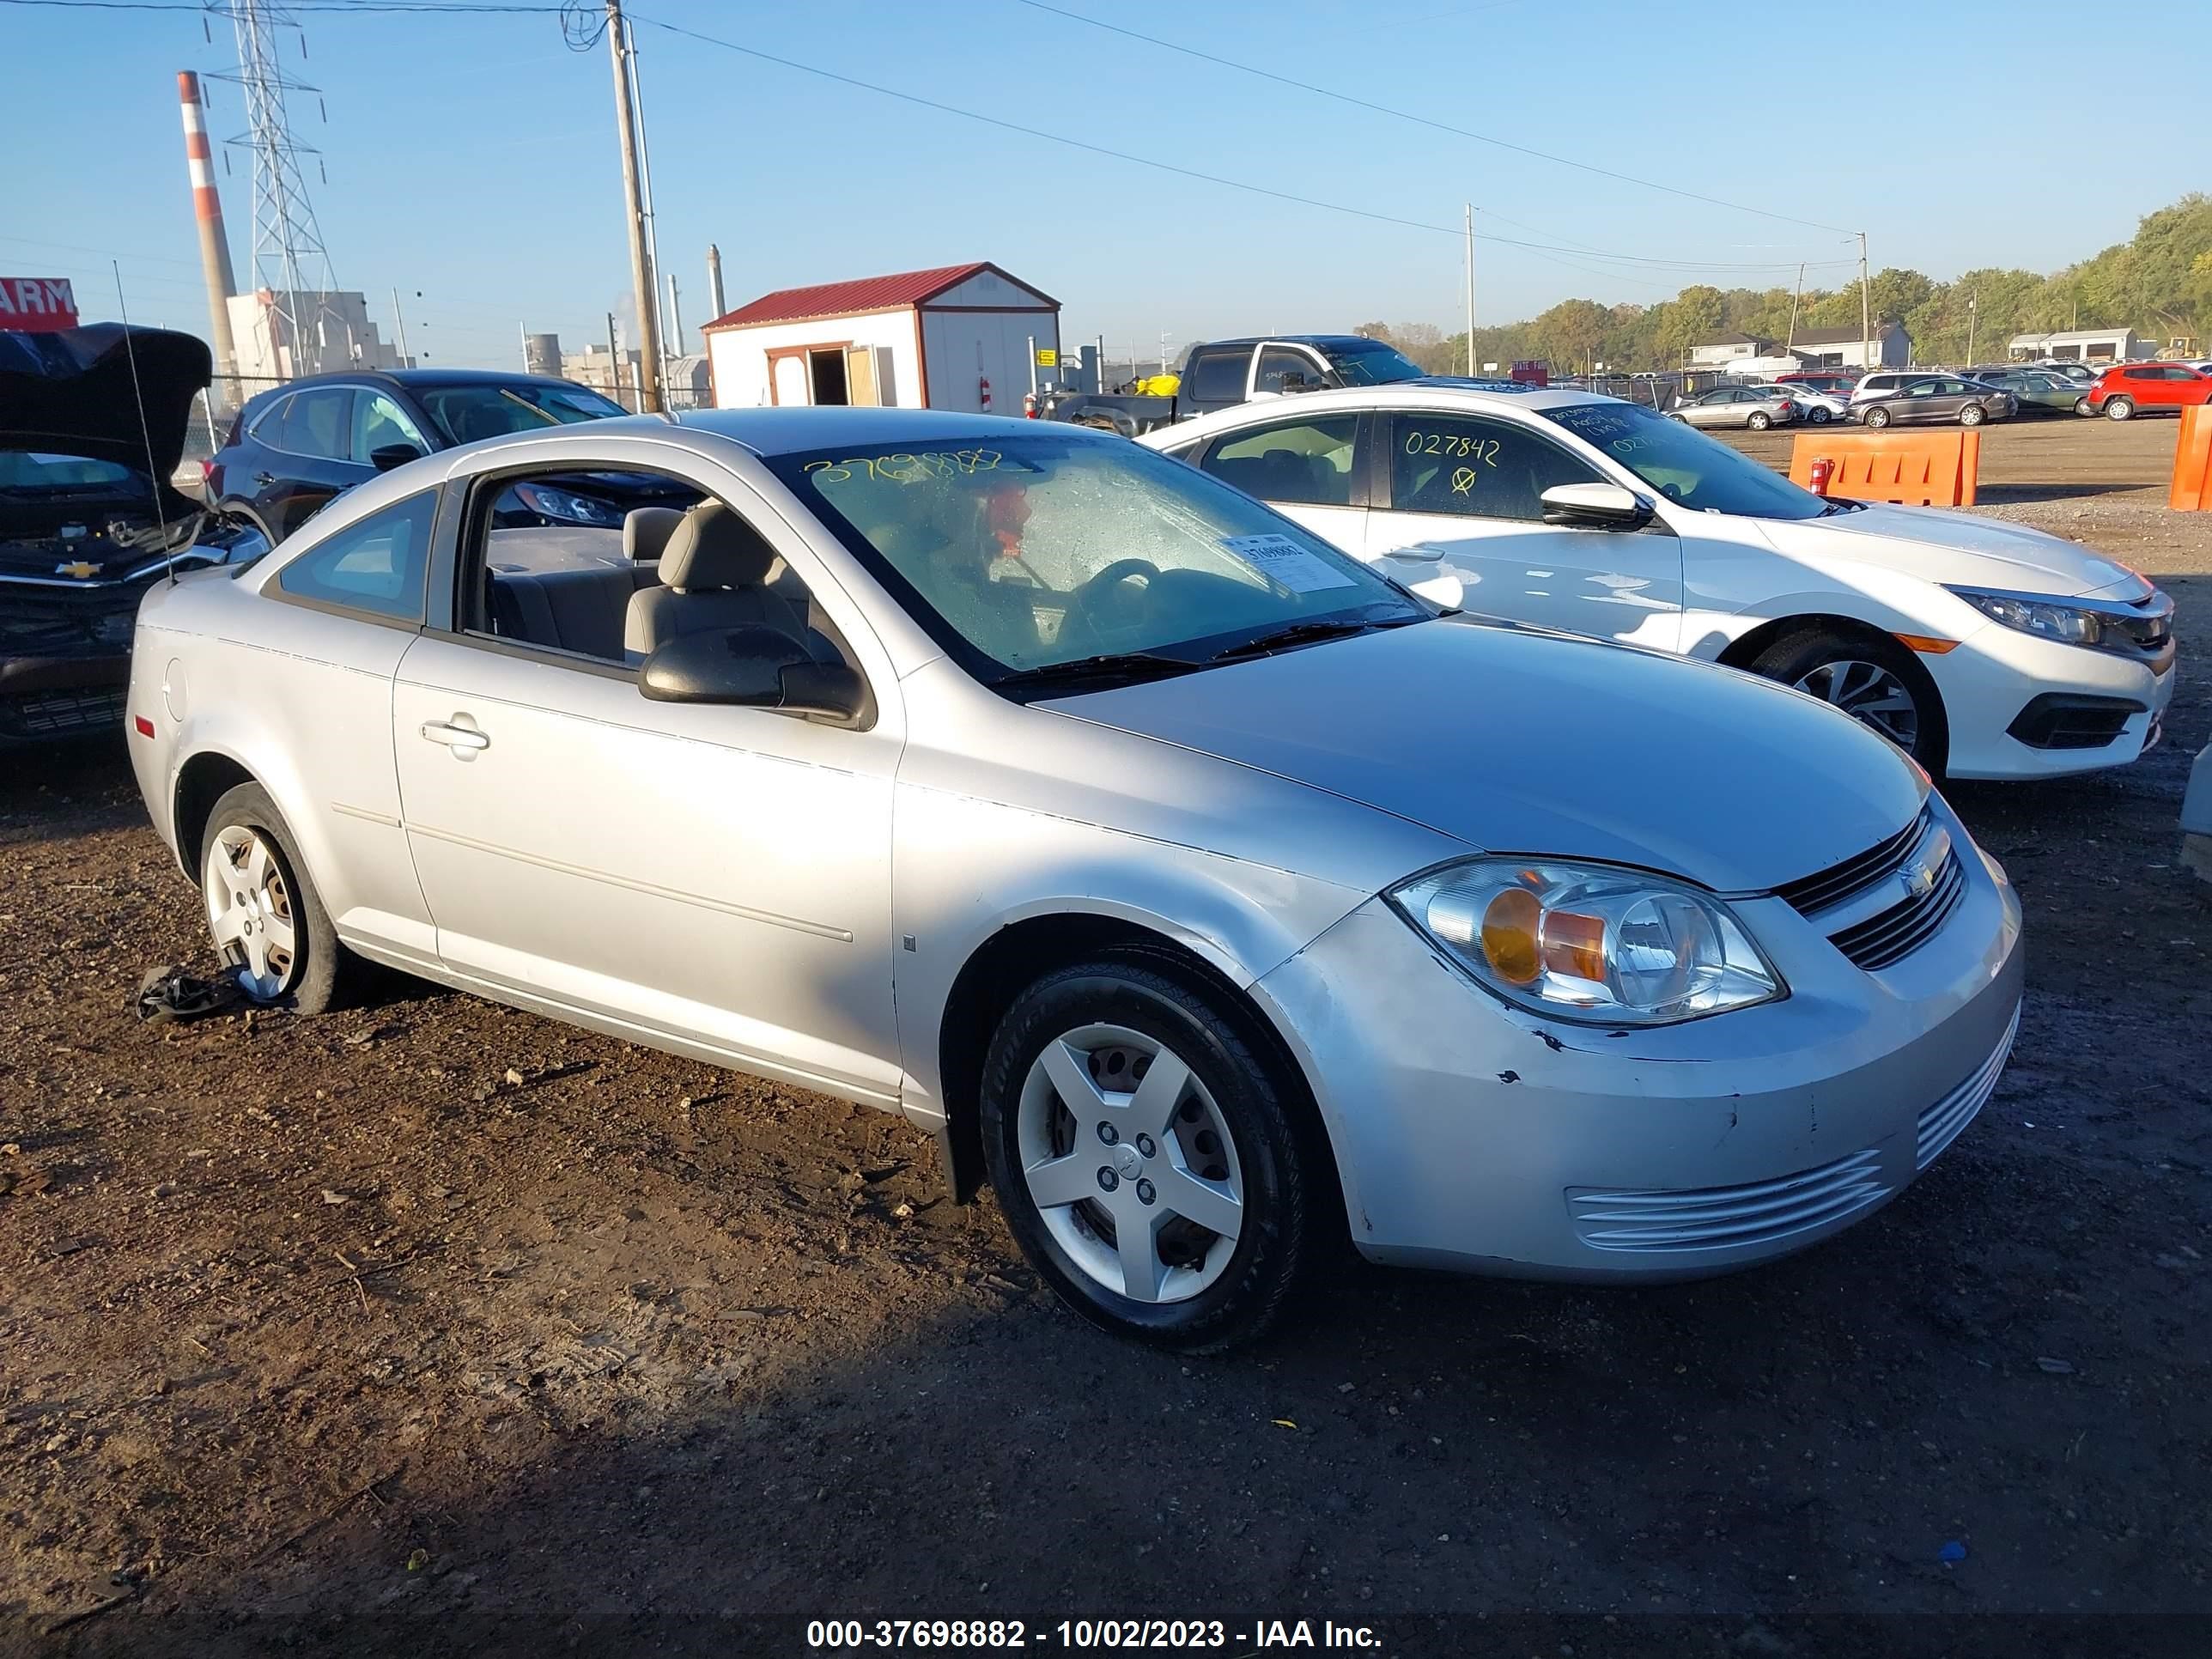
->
[2105, 397, 2134, 422]
[1808, 406, 1832, 425]
[1864, 404, 1893, 428]
[979, 956, 1317, 1352]
[199, 781, 349, 1013]
[1752, 629, 1948, 776]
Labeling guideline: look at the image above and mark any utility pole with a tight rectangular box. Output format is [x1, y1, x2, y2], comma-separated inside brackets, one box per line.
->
[1158, 331, 1175, 377]
[1463, 204, 1477, 376]
[390, 287, 411, 367]
[1857, 231, 1872, 377]
[605, 0, 663, 411]
[1785, 261, 1804, 359]
[667, 271, 684, 359]
[607, 310, 623, 410]
[1966, 291, 1977, 367]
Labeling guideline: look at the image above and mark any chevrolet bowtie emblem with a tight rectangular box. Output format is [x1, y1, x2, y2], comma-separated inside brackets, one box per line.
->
[55, 560, 102, 580]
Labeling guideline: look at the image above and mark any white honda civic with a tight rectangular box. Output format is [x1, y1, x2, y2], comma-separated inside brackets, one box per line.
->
[1145, 384, 2173, 779]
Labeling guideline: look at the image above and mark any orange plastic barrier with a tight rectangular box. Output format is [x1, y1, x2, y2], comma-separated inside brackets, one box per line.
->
[1787, 429, 1980, 507]
[2172, 405, 2212, 511]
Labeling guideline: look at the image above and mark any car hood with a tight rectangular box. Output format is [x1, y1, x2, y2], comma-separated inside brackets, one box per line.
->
[1755, 503, 2150, 599]
[1041, 617, 1924, 894]
[0, 324, 210, 495]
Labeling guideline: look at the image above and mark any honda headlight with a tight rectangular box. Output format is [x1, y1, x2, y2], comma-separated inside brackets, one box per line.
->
[511, 483, 620, 526]
[1389, 859, 1783, 1025]
[1947, 586, 2113, 650]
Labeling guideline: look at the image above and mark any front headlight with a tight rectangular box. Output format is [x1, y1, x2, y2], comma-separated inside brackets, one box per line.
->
[1947, 586, 2116, 650]
[511, 483, 621, 526]
[1387, 858, 1784, 1025]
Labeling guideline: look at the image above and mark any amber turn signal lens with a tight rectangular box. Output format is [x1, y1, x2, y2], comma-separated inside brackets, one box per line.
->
[1541, 909, 1607, 981]
[1480, 887, 1542, 985]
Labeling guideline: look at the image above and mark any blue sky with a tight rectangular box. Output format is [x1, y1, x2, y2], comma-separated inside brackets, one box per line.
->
[5, 0, 2206, 370]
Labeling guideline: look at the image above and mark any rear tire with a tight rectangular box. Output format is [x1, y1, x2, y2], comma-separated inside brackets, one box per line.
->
[198, 782, 350, 1014]
[979, 955, 1317, 1353]
[2105, 397, 2134, 422]
[1864, 404, 1893, 429]
[1747, 410, 1772, 430]
[1960, 403, 1985, 427]
[1750, 628, 1948, 778]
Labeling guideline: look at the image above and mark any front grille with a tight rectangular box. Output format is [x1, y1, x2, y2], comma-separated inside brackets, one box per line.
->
[3, 686, 128, 738]
[1827, 846, 1965, 970]
[1916, 1004, 2020, 1170]
[1774, 806, 1932, 915]
[1569, 1147, 1888, 1255]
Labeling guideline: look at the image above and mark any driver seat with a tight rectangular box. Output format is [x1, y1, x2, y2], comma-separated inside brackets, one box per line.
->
[623, 501, 807, 662]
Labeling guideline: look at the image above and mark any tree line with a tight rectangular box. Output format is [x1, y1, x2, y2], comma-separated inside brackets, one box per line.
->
[1358, 194, 2212, 374]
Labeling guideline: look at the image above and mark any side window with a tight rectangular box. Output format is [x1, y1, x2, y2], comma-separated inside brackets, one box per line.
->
[1200, 415, 1360, 507]
[249, 393, 293, 444]
[276, 489, 437, 621]
[1254, 347, 1323, 395]
[1186, 348, 1250, 404]
[282, 388, 354, 459]
[1389, 414, 1599, 521]
[350, 392, 430, 464]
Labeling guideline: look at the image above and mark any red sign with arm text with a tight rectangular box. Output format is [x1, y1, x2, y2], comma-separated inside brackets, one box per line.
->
[0, 277, 81, 332]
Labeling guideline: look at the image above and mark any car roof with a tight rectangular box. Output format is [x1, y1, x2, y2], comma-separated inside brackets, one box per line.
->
[669, 404, 1112, 457]
[1194, 335, 1393, 350]
[1151, 382, 1634, 428]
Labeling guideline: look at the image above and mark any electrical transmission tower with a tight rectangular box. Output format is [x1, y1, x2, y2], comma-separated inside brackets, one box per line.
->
[210, 0, 340, 376]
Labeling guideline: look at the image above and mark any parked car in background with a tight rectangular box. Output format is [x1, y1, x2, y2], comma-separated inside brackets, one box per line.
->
[1847, 370, 1928, 407]
[1, 323, 261, 745]
[1850, 376, 2016, 428]
[1962, 368, 2080, 416]
[130, 405, 2027, 1351]
[1775, 371, 1858, 398]
[2078, 362, 2212, 421]
[2033, 362, 2100, 386]
[205, 368, 649, 540]
[1146, 383, 2172, 781]
[1757, 381, 1846, 423]
[1041, 335, 1425, 436]
[1673, 384, 1801, 429]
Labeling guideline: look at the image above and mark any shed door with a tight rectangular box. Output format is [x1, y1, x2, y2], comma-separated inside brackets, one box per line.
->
[772, 352, 808, 406]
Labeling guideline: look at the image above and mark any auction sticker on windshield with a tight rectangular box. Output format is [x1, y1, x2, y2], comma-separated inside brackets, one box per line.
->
[1221, 533, 1356, 593]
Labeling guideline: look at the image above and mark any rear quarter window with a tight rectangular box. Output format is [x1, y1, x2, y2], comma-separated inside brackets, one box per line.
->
[274, 489, 438, 623]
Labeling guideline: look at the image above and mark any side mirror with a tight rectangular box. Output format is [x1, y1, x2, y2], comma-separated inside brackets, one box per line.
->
[368, 442, 426, 472]
[640, 625, 866, 722]
[1540, 481, 1655, 532]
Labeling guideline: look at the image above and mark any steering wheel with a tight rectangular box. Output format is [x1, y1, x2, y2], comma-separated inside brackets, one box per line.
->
[1065, 558, 1161, 649]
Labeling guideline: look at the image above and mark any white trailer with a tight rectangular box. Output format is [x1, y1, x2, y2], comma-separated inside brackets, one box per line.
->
[701, 262, 1059, 416]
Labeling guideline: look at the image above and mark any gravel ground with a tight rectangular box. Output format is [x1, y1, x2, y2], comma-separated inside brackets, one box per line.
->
[2, 423, 2208, 1656]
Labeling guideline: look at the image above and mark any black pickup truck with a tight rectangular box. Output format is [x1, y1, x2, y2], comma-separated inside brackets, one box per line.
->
[1043, 334, 1426, 435]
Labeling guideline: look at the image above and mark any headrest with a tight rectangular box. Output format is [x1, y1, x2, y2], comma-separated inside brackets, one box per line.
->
[623, 505, 684, 562]
[661, 501, 779, 592]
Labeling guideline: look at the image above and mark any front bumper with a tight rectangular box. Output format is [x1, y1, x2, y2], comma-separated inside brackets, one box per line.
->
[1251, 797, 2024, 1280]
[1929, 622, 2173, 780]
[0, 649, 131, 743]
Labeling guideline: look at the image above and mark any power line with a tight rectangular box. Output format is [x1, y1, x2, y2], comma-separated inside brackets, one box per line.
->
[632, 15, 1846, 276]
[1006, 0, 1858, 237]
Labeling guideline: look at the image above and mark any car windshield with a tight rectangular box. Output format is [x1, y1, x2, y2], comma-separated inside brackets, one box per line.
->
[1323, 340, 1425, 386]
[414, 382, 627, 447]
[772, 434, 1428, 690]
[1540, 399, 1827, 521]
[0, 450, 145, 495]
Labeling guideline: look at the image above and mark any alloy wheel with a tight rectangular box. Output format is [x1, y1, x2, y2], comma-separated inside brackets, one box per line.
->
[1795, 658, 1921, 752]
[203, 824, 300, 1000]
[1015, 1023, 1244, 1304]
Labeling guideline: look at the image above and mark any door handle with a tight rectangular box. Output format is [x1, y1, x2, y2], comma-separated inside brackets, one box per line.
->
[1382, 544, 1444, 562]
[420, 718, 489, 760]
[252, 471, 276, 485]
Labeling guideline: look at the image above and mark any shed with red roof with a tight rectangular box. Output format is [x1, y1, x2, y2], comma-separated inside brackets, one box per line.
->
[701, 262, 1060, 416]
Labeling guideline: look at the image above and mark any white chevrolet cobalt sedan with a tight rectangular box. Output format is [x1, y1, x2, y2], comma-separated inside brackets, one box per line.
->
[128, 409, 2021, 1350]
[1146, 383, 2172, 779]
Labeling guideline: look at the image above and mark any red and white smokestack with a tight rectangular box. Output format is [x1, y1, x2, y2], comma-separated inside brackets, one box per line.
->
[178, 70, 241, 392]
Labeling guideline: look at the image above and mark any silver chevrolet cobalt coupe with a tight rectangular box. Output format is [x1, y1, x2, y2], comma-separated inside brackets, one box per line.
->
[128, 408, 2021, 1350]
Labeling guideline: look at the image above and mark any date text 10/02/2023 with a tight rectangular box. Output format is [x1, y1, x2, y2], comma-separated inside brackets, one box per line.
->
[805, 1618, 1385, 1648]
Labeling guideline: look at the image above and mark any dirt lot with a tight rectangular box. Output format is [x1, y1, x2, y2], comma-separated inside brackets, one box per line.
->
[3, 412, 2209, 1656]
